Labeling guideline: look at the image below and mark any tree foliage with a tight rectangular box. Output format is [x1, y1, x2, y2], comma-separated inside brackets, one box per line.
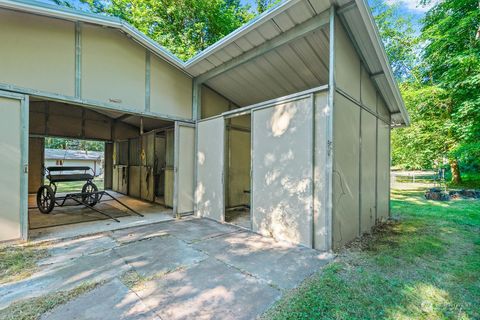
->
[54, 0, 254, 60]
[375, 0, 480, 181]
[45, 138, 105, 152]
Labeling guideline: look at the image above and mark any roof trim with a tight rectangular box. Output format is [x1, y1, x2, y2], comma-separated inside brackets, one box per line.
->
[183, 0, 303, 67]
[353, 0, 410, 125]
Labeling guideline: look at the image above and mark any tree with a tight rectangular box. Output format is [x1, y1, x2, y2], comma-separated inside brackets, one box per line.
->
[255, 0, 282, 14]
[369, 0, 422, 82]
[54, 0, 253, 60]
[420, 0, 480, 183]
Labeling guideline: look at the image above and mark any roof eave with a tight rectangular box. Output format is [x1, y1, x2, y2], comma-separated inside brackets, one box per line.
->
[354, 0, 410, 126]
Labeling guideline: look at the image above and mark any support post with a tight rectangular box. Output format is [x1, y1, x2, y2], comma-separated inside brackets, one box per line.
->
[325, 5, 335, 251]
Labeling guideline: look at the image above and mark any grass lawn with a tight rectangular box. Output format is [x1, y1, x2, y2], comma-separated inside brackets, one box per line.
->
[55, 179, 104, 193]
[263, 188, 480, 319]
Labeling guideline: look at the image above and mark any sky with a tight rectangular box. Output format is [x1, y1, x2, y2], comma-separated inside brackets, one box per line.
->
[40, 0, 430, 30]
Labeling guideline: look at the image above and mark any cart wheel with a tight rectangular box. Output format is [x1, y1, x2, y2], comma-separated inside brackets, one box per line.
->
[36, 185, 55, 214]
[82, 182, 99, 207]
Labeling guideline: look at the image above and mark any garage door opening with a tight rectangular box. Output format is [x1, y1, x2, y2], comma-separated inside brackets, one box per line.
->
[224, 113, 251, 229]
[27, 98, 176, 239]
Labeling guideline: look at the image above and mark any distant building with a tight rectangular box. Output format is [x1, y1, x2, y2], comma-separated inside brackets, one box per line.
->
[44, 149, 104, 177]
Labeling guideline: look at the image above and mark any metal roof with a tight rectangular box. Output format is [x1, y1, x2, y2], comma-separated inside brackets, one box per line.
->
[0, 0, 409, 125]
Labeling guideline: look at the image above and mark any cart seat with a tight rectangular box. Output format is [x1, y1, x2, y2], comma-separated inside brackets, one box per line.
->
[47, 173, 94, 183]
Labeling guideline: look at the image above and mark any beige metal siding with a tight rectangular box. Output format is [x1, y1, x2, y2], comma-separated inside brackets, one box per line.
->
[360, 110, 376, 233]
[313, 91, 329, 250]
[252, 97, 313, 247]
[201, 86, 232, 119]
[196, 117, 225, 220]
[332, 93, 360, 249]
[335, 20, 360, 100]
[82, 25, 145, 110]
[361, 66, 376, 113]
[150, 55, 192, 119]
[0, 9, 75, 96]
[377, 119, 390, 221]
[0, 97, 22, 241]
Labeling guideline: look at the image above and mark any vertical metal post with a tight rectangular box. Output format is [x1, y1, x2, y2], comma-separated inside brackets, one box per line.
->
[325, 5, 335, 251]
[358, 64, 363, 236]
[20, 95, 29, 240]
[75, 22, 82, 98]
[375, 92, 379, 222]
[310, 93, 316, 249]
[192, 79, 202, 121]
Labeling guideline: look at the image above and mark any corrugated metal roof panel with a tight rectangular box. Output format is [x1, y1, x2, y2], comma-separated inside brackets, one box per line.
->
[272, 12, 296, 31]
[257, 20, 282, 40]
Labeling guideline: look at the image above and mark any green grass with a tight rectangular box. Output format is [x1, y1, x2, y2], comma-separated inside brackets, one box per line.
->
[447, 171, 480, 190]
[55, 178, 104, 193]
[263, 189, 480, 320]
[0, 282, 101, 320]
[0, 245, 48, 285]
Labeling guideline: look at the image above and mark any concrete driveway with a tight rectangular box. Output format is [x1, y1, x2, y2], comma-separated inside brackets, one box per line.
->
[0, 218, 332, 320]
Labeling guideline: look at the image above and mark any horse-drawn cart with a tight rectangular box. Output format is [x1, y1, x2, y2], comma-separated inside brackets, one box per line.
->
[36, 166, 143, 221]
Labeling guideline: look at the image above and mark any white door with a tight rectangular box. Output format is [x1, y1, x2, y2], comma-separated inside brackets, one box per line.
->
[0, 91, 28, 241]
[196, 117, 224, 221]
[251, 97, 314, 247]
[173, 122, 195, 216]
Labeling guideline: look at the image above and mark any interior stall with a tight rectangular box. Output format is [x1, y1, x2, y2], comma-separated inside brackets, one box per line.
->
[27, 98, 177, 232]
[197, 89, 329, 248]
[224, 114, 251, 229]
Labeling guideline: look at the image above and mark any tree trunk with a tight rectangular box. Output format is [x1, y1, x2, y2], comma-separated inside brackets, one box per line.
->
[449, 159, 462, 184]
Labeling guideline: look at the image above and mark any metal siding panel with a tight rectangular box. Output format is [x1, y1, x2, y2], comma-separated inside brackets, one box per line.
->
[360, 110, 376, 233]
[0, 10, 75, 97]
[376, 119, 390, 221]
[196, 117, 225, 221]
[150, 55, 193, 119]
[252, 97, 314, 248]
[361, 66, 377, 112]
[82, 25, 145, 110]
[0, 97, 22, 241]
[313, 91, 329, 250]
[332, 93, 360, 249]
[335, 19, 361, 100]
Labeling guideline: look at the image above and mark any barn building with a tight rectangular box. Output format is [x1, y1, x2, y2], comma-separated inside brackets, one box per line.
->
[0, 0, 409, 251]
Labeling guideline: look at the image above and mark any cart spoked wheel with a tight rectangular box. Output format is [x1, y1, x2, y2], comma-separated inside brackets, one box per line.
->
[82, 182, 99, 207]
[36, 185, 55, 214]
